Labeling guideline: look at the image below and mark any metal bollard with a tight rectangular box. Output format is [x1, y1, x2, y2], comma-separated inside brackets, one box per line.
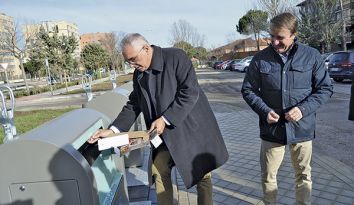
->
[82, 74, 93, 102]
[0, 86, 16, 143]
[110, 70, 117, 89]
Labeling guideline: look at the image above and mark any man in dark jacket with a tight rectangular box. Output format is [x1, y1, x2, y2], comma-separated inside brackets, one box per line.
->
[241, 13, 333, 205]
[89, 33, 228, 205]
[349, 73, 354, 121]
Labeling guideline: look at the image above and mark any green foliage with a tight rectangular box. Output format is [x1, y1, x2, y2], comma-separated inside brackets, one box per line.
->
[195, 46, 207, 60]
[297, 0, 340, 52]
[0, 108, 75, 144]
[236, 9, 268, 50]
[23, 60, 43, 78]
[81, 43, 109, 72]
[173, 41, 208, 60]
[237, 10, 268, 35]
[173, 41, 195, 58]
[25, 31, 47, 78]
[37, 27, 79, 78]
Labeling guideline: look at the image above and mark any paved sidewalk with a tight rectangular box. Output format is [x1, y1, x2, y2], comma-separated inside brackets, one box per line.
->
[175, 110, 354, 205]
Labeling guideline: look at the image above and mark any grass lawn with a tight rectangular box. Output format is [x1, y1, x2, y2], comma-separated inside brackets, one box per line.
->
[0, 108, 75, 144]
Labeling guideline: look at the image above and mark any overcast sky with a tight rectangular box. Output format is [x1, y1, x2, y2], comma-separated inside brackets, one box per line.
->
[1, 0, 260, 49]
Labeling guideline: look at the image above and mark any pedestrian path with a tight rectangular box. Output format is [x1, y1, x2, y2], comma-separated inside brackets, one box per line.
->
[175, 110, 354, 205]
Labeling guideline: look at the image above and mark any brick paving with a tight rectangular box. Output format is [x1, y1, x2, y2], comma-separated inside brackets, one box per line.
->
[174, 110, 354, 205]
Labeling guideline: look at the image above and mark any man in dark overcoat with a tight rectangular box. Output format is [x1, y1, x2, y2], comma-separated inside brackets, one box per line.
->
[89, 33, 229, 205]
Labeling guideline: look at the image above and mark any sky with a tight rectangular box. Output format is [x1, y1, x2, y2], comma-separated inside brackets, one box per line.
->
[1, 0, 259, 49]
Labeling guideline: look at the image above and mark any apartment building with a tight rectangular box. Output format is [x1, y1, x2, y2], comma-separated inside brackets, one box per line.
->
[24, 20, 81, 58]
[80, 32, 112, 51]
[210, 37, 269, 60]
[0, 12, 22, 81]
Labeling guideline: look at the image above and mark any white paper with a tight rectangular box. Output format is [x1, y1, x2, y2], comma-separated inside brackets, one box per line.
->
[150, 134, 163, 148]
[98, 134, 129, 151]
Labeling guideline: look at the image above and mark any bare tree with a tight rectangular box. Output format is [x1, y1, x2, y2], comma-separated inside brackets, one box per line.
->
[339, 0, 348, 51]
[298, 0, 340, 53]
[100, 31, 126, 73]
[257, 0, 301, 18]
[0, 19, 37, 92]
[170, 19, 205, 48]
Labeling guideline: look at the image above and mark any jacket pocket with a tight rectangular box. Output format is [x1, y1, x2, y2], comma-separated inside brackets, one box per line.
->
[260, 64, 281, 90]
[290, 65, 312, 89]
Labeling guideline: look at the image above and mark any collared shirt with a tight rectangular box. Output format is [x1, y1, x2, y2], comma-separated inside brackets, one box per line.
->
[274, 43, 294, 64]
[110, 69, 170, 134]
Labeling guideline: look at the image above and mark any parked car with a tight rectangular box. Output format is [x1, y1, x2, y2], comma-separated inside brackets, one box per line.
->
[327, 51, 354, 82]
[232, 56, 253, 72]
[212, 61, 223, 69]
[220, 60, 233, 70]
[216, 60, 230, 70]
[229, 59, 242, 71]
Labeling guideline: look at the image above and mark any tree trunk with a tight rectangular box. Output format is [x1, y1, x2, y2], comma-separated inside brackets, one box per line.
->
[254, 32, 260, 51]
[64, 70, 68, 93]
[19, 58, 29, 93]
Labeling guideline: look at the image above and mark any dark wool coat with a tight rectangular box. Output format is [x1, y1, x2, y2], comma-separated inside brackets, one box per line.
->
[111, 46, 229, 188]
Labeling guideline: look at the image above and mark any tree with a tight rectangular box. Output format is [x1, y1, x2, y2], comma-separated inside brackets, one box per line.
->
[195, 46, 208, 60]
[100, 31, 125, 73]
[173, 41, 195, 58]
[297, 0, 340, 53]
[37, 27, 78, 85]
[0, 20, 37, 92]
[170, 19, 205, 49]
[81, 43, 109, 77]
[236, 10, 268, 51]
[257, 0, 299, 18]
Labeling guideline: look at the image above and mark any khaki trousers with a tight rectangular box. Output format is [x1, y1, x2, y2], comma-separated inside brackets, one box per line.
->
[152, 145, 213, 205]
[260, 140, 312, 205]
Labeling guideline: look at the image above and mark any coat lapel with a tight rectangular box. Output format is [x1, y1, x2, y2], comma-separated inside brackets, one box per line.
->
[137, 71, 153, 120]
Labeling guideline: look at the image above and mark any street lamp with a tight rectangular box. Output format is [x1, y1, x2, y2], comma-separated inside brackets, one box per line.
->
[0, 63, 9, 84]
[45, 59, 53, 95]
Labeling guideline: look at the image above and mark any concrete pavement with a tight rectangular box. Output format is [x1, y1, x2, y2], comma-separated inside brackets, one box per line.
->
[174, 110, 354, 205]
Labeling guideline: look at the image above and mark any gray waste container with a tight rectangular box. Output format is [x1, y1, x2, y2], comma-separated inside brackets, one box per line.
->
[84, 81, 146, 168]
[0, 108, 128, 205]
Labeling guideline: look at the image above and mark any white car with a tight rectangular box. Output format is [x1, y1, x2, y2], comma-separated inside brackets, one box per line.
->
[232, 56, 253, 72]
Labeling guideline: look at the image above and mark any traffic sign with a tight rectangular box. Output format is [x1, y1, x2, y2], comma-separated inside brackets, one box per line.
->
[0, 63, 8, 70]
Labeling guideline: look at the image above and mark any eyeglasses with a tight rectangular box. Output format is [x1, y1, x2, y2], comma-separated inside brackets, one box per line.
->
[124, 47, 144, 66]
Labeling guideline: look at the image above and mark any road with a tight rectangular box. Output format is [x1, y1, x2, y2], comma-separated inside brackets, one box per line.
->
[14, 68, 354, 170]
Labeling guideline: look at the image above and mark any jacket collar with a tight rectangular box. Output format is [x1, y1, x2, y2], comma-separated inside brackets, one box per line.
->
[147, 45, 164, 72]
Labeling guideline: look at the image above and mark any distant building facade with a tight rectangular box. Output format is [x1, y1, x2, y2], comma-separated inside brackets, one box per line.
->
[210, 37, 269, 60]
[24, 20, 81, 58]
[80, 32, 111, 51]
[0, 12, 21, 81]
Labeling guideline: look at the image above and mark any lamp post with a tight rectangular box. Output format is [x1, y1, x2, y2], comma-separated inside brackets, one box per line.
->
[45, 59, 53, 95]
[0, 63, 9, 84]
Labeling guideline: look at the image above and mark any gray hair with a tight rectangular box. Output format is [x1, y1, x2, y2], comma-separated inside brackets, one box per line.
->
[120, 33, 149, 50]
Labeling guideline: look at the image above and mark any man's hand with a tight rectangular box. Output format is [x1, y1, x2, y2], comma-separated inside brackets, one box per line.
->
[285, 107, 303, 122]
[87, 129, 114, 144]
[148, 117, 166, 135]
[267, 110, 280, 124]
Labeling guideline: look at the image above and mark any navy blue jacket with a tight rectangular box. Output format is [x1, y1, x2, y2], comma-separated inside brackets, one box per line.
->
[242, 42, 333, 145]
